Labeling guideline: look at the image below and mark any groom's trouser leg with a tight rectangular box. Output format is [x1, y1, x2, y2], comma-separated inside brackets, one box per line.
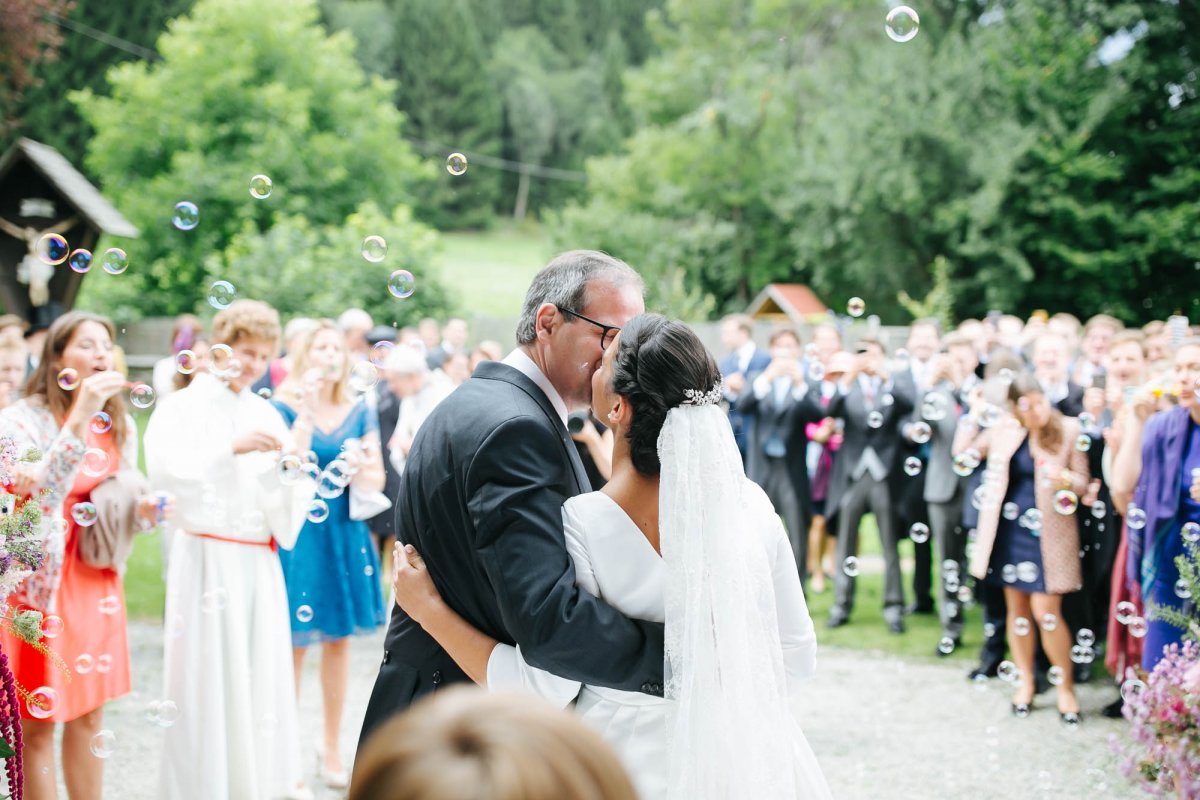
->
[929, 495, 965, 639]
[867, 477, 905, 620]
[833, 478, 870, 617]
[764, 456, 805, 578]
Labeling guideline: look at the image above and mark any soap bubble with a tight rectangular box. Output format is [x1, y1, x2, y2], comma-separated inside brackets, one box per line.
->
[1002, 502, 1019, 521]
[1070, 644, 1096, 664]
[1115, 600, 1137, 625]
[921, 395, 948, 422]
[89, 730, 117, 758]
[885, 5, 920, 43]
[369, 341, 394, 365]
[361, 236, 387, 263]
[909, 421, 932, 444]
[1075, 435, 1092, 452]
[1120, 679, 1146, 704]
[249, 174, 273, 199]
[1019, 508, 1043, 531]
[307, 499, 330, 524]
[908, 522, 930, 544]
[75, 654, 94, 674]
[27, 686, 59, 719]
[978, 405, 1002, 428]
[95, 653, 113, 673]
[1090, 501, 1106, 519]
[1015, 561, 1040, 583]
[903, 456, 922, 477]
[867, 410, 883, 428]
[388, 270, 416, 299]
[175, 349, 198, 375]
[97, 595, 121, 615]
[846, 297, 865, 317]
[208, 343, 235, 376]
[172, 201, 199, 231]
[446, 152, 468, 175]
[1182, 521, 1200, 543]
[349, 361, 379, 393]
[72, 502, 98, 527]
[276, 454, 304, 485]
[81, 448, 110, 478]
[1126, 617, 1149, 638]
[1076, 629, 1096, 648]
[40, 615, 64, 639]
[1053, 490, 1079, 516]
[937, 637, 955, 655]
[842, 556, 860, 577]
[1013, 617, 1031, 636]
[154, 700, 180, 727]
[1175, 578, 1192, 600]
[997, 661, 1019, 683]
[1126, 506, 1147, 529]
[129, 383, 156, 409]
[68, 248, 92, 273]
[296, 605, 314, 623]
[201, 587, 228, 614]
[208, 280, 236, 310]
[36, 233, 69, 265]
[1048, 666, 1065, 686]
[1040, 613, 1058, 632]
[1001, 563, 1017, 583]
[90, 412, 113, 434]
[101, 248, 128, 275]
[57, 367, 80, 391]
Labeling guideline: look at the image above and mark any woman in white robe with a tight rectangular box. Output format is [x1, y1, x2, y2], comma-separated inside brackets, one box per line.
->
[144, 301, 314, 800]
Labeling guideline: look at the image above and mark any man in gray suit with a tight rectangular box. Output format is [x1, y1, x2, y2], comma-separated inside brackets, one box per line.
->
[909, 349, 969, 654]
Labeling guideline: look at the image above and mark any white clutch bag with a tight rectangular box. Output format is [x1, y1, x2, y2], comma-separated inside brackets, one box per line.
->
[349, 486, 391, 521]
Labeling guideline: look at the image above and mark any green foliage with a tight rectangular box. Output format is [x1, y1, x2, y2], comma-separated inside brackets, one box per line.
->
[70, 0, 435, 320]
[212, 202, 451, 326]
[898, 256, 955, 331]
[1150, 540, 1200, 643]
[555, 0, 1200, 323]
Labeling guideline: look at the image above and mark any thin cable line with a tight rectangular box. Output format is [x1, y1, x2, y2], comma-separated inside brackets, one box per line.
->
[46, 13, 162, 61]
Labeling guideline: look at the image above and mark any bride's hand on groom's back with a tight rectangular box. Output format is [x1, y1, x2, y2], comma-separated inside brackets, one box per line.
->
[392, 542, 444, 625]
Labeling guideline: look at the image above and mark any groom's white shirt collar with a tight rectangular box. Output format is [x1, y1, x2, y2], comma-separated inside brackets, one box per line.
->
[503, 348, 569, 427]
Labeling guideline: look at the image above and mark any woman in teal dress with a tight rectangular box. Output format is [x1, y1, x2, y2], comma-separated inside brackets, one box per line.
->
[271, 319, 387, 788]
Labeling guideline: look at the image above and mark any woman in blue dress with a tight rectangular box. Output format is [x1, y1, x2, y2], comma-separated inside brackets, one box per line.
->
[271, 319, 386, 788]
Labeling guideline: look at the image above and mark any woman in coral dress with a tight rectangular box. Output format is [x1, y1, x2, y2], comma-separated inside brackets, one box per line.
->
[0, 311, 161, 800]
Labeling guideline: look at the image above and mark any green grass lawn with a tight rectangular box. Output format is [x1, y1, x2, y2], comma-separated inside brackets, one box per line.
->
[436, 222, 551, 317]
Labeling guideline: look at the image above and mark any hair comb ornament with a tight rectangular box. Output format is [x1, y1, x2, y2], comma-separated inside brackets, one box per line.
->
[681, 383, 723, 407]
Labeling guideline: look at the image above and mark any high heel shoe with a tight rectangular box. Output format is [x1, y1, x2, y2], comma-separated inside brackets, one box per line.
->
[1059, 710, 1082, 727]
[315, 744, 349, 789]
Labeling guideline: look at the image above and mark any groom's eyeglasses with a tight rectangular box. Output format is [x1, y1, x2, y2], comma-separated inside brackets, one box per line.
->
[556, 306, 621, 350]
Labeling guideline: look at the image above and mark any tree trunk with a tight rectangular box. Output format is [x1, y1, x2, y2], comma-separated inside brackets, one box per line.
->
[513, 166, 531, 221]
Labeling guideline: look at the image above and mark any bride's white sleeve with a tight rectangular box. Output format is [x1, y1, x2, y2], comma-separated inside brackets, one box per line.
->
[767, 519, 818, 694]
[485, 508, 596, 707]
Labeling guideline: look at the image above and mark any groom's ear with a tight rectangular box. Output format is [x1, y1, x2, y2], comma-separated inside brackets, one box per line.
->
[535, 303, 559, 340]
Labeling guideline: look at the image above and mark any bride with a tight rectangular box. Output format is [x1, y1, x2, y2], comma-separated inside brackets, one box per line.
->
[390, 313, 832, 799]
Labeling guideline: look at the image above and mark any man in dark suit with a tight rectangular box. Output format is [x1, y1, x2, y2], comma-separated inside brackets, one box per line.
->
[358, 251, 664, 751]
[1032, 333, 1084, 416]
[718, 313, 771, 464]
[892, 320, 940, 616]
[825, 338, 914, 634]
[735, 328, 822, 579]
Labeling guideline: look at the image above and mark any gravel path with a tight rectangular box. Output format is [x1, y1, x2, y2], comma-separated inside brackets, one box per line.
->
[78, 622, 1136, 799]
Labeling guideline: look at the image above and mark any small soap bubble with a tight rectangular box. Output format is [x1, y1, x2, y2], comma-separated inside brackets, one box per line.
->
[1127, 616, 1149, 638]
[1182, 521, 1200, 543]
[1015, 561, 1039, 583]
[90, 411, 113, 434]
[155, 700, 180, 727]
[903, 456, 922, 477]
[249, 174, 273, 199]
[842, 556, 860, 577]
[98, 595, 121, 615]
[362, 236, 388, 263]
[388, 270, 416, 299]
[72, 502, 98, 527]
[208, 343, 234, 376]
[937, 637, 955, 655]
[307, 499, 330, 524]
[867, 410, 883, 428]
[296, 605, 314, 623]
[1019, 508, 1043, 531]
[1013, 617, 1031, 636]
[1174, 578, 1192, 599]
[1002, 502, 1019, 521]
[1040, 613, 1058, 632]
[75, 654, 94, 674]
[36, 233, 69, 265]
[978, 405, 1001, 428]
[201, 587, 228, 614]
[846, 297, 865, 317]
[1126, 506, 1147, 529]
[27, 686, 59, 719]
[57, 367, 80, 391]
[1120, 678, 1146, 704]
[277, 455, 303, 485]
[172, 201, 199, 231]
[95, 653, 113, 674]
[89, 730, 117, 758]
[1047, 666, 1065, 686]
[997, 368, 1014, 382]
[68, 249, 92, 273]
[1115, 600, 1137, 625]
[807, 362, 825, 381]
[129, 383, 156, 409]
[885, 5, 920, 43]
[101, 248, 129, 275]
[921, 395, 948, 422]
[369, 341, 395, 365]
[1075, 434, 1092, 452]
[997, 661, 1019, 683]
[908, 522, 930, 544]
[1053, 490, 1078, 516]
[1090, 501, 1106, 519]
[208, 280, 236, 310]
[446, 152, 468, 176]
[1070, 644, 1096, 664]
[364, 564, 375, 577]
[40, 615, 64, 639]
[909, 421, 931, 444]
[175, 349, 197, 375]
[1001, 563, 1017, 583]
[81, 448, 110, 478]
[348, 361, 379, 393]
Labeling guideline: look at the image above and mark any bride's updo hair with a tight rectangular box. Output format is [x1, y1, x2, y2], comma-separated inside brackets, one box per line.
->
[610, 313, 722, 477]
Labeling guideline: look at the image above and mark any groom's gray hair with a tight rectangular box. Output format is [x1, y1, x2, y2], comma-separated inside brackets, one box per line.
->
[515, 250, 644, 345]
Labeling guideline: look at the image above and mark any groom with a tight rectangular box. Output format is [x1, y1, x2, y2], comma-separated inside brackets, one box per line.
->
[357, 251, 666, 749]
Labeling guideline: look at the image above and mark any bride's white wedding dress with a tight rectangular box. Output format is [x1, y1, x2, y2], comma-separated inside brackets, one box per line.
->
[487, 484, 832, 798]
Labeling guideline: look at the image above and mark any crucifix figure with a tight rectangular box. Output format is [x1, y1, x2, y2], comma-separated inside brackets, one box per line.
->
[0, 214, 79, 307]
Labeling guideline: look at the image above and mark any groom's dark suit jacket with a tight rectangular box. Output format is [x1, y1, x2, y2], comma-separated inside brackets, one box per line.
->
[358, 361, 665, 746]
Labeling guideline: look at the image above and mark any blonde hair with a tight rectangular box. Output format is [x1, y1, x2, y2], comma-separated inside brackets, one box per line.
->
[350, 688, 638, 800]
[276, 319, 350, 405]
[0, 329, 24, 355]
[211, 300, 281, 350]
